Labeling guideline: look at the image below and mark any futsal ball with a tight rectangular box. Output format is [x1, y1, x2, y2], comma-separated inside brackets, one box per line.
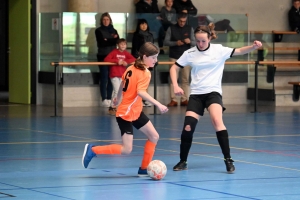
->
[147, 160, 167, 180]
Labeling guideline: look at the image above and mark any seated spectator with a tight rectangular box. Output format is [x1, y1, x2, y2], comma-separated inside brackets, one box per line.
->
[172, 0, 197, 16]
[159, 0, 177, 29]
[131, 19, 154, 107]
[288, 0, 300, 33]
[131, 19, 154, 58]
[157, 0, 177, 54]
[135, 0, 159, 13]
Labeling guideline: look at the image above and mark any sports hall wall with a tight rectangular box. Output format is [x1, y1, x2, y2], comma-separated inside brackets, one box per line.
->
[38, 0, 292, 31]
[36, 0, 296, 106]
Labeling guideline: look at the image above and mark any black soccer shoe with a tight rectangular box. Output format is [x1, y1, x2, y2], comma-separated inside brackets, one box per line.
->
[173, 160, 188, 171]
[224, 158, 235, 173]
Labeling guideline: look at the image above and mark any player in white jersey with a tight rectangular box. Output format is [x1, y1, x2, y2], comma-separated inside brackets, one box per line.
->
[171, 22, 262, 173]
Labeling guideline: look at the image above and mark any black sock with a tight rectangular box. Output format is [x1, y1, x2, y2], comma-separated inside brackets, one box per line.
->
[180, 142, 192, 162]
[216, 130, 231, 159]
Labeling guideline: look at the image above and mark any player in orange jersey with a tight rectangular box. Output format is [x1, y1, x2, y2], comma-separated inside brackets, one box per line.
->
[82, 42, 169, 176]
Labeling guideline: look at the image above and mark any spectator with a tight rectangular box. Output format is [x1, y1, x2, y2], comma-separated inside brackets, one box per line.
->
[288, 0, 300, 33]
[164, 13, 195, 107]
[134, 0, 165, 54]
[135, 0, 159, 13]
[173, 0, 197, 16]
[159, 0, 177, 30]
[131, 19, 154, 107]
[95, 12, 119, 107]
[157, 0, 177, 53]
[104, 38, 136, 115]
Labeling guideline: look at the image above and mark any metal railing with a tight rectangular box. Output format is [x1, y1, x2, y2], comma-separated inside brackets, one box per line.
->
[50, 61, 300, 117]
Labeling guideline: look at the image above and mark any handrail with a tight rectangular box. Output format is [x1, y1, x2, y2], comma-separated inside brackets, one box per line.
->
[50, 61, 256, 66]
[272, 31, 298, 35]
[49, 60, 300, 117]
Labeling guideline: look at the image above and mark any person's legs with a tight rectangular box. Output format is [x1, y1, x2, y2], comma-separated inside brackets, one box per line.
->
[173, 95, 204, 171]
[108, 77, 121, 115]
[208, 102, 235, 173]
[82, 117, 134, 168]
[133, 112, 158, 175]
[168, 58, 179, 106]
[180, 66, 191, 103]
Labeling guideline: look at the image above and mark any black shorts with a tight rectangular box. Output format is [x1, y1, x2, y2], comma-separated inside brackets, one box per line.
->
[186, 92, 226, 116]
[116, 112, 150, 136]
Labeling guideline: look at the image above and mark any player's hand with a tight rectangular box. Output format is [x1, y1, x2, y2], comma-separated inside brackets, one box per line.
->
[122, 61, 128, 66]
[174, 86, 184, 96]
[157, 104, 169, 114]
[252, 40, 262, 49]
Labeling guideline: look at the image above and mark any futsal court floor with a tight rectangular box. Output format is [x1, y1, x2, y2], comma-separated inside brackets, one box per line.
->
[0, 101, 300, 200]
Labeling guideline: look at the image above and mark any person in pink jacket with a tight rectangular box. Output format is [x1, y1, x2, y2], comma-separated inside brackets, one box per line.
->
[104, 38, 136, 115]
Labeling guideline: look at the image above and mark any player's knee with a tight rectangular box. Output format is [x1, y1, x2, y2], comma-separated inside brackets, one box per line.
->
[149, 133, 159, 143]
[181, 116, 198, 141]
[184, 125, 191, 131]
[211, 118, 224, 129]
[122, 146, 133, 155]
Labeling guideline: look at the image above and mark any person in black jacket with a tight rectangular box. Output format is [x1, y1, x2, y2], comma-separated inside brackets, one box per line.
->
[131, 19, 154, 58]
[173, 0, 197, 16]
[288, 0, 300, 32]
[135, 0, 159, 13]
[131, 19, 155, 107]
[95, 12, 119, 107]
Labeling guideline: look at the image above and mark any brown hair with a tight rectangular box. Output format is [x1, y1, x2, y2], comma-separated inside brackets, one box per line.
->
[194, 22, 218, 40]
[117, 38, 127, 44]
[100, 12, 113, 26]
[134, 42, 159, 70]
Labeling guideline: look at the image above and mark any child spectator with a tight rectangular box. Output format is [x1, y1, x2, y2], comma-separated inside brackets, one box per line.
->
[104, 39, 136, 115]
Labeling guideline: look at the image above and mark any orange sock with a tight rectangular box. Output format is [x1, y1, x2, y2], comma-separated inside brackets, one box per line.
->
[92, 144, 122, 155]
[141, 140, 156, 169]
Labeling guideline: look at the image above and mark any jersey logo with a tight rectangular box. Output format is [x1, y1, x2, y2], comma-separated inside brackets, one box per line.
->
[188, 50, 196, 53]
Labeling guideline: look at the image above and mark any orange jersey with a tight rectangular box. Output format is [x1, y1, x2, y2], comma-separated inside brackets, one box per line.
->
[116, 65, 151, 121]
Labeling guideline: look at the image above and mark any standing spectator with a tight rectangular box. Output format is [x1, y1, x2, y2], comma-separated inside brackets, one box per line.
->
[173, 0, 197, 16]
[164, 13, 195, 107]
[131, 19, 154, 107]
[171, 23, 262, 173]
[104, 38, 136, 115]
[95, 12, 119, 107]
[288, 0, 300, 33]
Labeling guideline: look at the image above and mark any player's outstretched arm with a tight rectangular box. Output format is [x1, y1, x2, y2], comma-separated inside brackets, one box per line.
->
[233, 40, 262, 56]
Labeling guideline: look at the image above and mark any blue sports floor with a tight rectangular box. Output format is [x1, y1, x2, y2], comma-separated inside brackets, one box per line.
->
[0, 103, 300, 200]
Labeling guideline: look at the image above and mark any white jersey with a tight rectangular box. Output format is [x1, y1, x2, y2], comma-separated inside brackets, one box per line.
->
[175, 43, 235, 95]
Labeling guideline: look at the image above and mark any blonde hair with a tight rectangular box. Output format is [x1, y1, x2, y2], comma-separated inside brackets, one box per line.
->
[134, 42, 159, 70]
[194, 22, 218, 40]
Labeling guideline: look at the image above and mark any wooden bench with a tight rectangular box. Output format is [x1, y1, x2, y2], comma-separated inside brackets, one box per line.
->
[288, 82, 300, 101]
